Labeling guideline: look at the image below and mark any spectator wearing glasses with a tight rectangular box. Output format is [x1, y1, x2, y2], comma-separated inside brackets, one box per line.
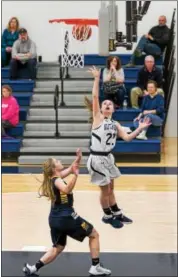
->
[130, 55, 164, 109]
[10, 28, 37, 80]
[126, 15, 170, 67]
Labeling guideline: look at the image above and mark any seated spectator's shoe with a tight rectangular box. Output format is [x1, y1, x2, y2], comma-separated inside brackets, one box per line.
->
[115, 213, 133, 224]
[122, 126, 132, 134]
[89, 263, 111, 276]
[23, 263, 39, 276]
[135, 49, 143, 57]
[102, 216, 124, 229]
[84, 96, 93, 112]
[136, 130, 147, 140]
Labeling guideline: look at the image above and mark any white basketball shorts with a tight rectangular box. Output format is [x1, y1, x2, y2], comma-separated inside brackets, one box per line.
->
[87, 153, 121, 186]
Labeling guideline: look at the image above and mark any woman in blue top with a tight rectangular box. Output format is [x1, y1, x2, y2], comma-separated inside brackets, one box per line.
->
[2, 17, 19, 67]
[133, 80, 164, 140]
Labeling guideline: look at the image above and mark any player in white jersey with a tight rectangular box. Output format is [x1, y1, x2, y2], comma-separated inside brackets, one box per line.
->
[87, 67, 151, 229]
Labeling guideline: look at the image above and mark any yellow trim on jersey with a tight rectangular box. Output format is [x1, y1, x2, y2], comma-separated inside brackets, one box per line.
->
[81, 221, 88, 230]
[60, 191, 68, 204]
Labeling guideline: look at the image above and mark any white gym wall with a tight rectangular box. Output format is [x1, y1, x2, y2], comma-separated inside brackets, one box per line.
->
[1, 0, 177, 138]
[2, 1, 177, 60]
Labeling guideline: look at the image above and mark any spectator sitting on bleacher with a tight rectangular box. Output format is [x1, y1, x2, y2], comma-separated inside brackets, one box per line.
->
[126, 15, 170, 67]
[2, 85, 19, 137]
[133, 80, 164, 140]
[103, 56, 126, 108]
[131, 55, 164, 109]
[1, 17, 19, 67]
[10, 28, 37, 80]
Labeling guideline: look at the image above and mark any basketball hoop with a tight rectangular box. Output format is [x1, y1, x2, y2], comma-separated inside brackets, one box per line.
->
[49, 18, 98, 68]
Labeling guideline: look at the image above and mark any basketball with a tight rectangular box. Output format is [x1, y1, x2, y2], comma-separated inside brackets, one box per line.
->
[72, 24, 92, 41]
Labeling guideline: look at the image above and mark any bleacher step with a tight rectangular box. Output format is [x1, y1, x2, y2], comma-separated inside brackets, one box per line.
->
[20, 138, 161, 154]
[18, 155, 89, 165]
[2, 80, 35, 92]
[20, 146, 90, 153]
[35, 79, 136, 90]
[22, 138, 90, 147]
[23, 130, 90, 137]
[25, 123, 91, 131]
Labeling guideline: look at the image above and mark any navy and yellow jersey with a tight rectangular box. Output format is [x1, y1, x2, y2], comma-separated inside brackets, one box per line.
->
[50, 176, 74, 215]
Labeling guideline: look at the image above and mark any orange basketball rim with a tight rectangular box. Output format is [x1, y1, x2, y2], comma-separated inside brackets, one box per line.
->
[49, 18, 98, 42]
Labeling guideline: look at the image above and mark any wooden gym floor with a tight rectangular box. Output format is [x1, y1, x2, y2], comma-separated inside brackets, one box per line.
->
[2, 138, 177, 276]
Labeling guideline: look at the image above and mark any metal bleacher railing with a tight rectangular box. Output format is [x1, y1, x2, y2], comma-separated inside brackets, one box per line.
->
[53, 84, 60, 138]
[163, 8, 176, 131]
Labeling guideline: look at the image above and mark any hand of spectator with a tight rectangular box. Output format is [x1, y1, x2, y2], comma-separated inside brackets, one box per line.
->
[145, 34, 149, 39]
[148, 35, 154, 40]
[143, 90, 149, 96]
[138, 117, 152, 130]
[6, 47, 12, 52]
[111, 65, 116, 71]
[88, 66, 100, 79]
[25, 52, 32, 58]
[143, 110, 151, 115]
[15, 55, 20, 60]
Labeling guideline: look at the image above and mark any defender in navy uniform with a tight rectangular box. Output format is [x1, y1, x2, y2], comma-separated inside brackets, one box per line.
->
[23, 149, 111, 276]
[87, 67, 151, 228]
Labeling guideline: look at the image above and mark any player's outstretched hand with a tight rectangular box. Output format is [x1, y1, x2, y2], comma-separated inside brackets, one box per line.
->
[76, 148, 82, 163]
[71, 163, 79, 176]
[138, 117, 152, 130]
[88, 66, 100, 79]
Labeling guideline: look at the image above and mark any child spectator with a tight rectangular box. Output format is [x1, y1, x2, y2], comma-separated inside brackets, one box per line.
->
[133, 80, 164, 140]
[10, 28, 37, 80]
[1, 17, 19, 67]
[2, 85, 19, 137]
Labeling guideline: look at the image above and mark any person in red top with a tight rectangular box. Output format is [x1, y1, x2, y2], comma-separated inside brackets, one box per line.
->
[2, 85, 19, 137]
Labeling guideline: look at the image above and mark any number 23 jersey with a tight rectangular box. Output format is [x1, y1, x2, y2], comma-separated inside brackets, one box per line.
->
[91, 118, 118, 152]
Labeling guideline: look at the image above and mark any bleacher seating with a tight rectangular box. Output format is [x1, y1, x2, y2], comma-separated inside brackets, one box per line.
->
[84, 54, 163, 66]
[1, 70, 34, 156]
[2, 53, 163, 162]
[1, 65, 38, 79]
[1, 79, 34, 92]
[87, 54, 162, 161]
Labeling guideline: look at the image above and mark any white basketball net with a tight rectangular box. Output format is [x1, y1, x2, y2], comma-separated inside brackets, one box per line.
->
[60, 23, 92, 68]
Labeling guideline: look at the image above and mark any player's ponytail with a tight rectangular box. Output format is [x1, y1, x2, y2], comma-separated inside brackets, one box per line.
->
[38, 158, 56, 203]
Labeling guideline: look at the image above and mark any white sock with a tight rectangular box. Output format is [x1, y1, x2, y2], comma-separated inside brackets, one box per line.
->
[103, 214, 113, 219]
[113, 210, 122, 216]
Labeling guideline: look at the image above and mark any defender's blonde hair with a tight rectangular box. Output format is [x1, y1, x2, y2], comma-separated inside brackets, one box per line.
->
[38, 158, 56, 203]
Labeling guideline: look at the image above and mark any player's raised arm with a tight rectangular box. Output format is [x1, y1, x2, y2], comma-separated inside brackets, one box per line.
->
[88, 66, 101, 120]
[116, 118, 151, 141]
[60, 149, 82, 178]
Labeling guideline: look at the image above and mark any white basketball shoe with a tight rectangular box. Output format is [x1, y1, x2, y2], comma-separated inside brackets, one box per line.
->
[89, 263, 111, 276]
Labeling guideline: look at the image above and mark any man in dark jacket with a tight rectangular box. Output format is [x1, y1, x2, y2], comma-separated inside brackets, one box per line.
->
[130, 55, 164, 108]
[126, 15, 170, 66]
